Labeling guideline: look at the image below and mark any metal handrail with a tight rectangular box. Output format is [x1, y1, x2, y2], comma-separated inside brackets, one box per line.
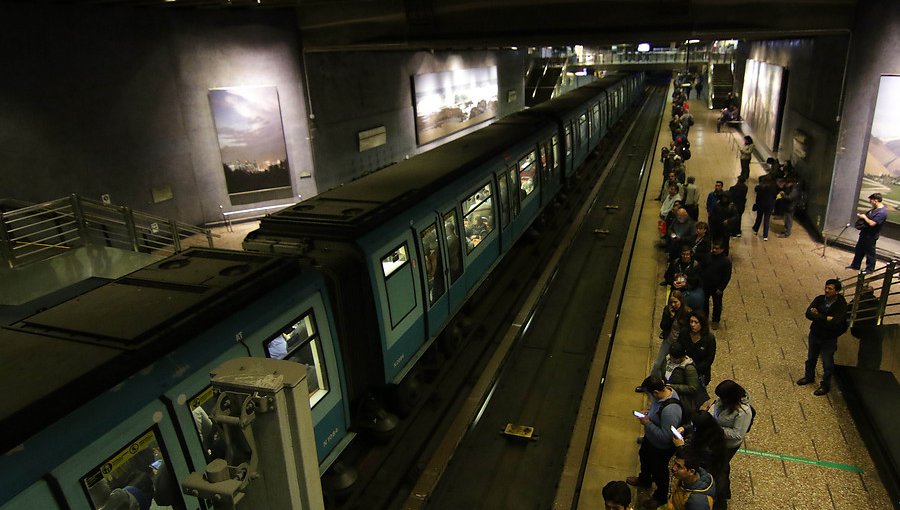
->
[0, 194, 214, 268]
[842, 259, 900, 327]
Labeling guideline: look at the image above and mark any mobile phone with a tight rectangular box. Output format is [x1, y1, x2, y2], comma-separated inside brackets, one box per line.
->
[670, 425, 683, 441]
[633, 410, 646, 419]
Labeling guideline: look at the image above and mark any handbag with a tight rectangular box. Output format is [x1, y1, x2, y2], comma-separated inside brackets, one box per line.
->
[855, 217, 867, 230]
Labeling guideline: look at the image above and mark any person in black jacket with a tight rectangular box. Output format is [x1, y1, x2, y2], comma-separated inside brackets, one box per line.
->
[682, 311, 717, 386]
[797, 279, 848, 395]
[701, 240, 732, 329]
[665, 246, 704, 310]
[751, 175, 778, 240]
[727, 176, 748, 238]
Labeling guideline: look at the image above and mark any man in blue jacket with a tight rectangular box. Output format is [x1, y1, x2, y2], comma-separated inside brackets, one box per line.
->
[627, 376, 683, 508]
[797, 278, 848, 396]
[668, 447, 717, 510]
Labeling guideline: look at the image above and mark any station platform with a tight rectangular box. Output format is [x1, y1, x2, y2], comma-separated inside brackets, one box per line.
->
[576, 95, 895, 509]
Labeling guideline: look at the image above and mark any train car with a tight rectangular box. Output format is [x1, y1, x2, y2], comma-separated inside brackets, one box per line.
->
[0, 248, 352, 510]
[243, 72, 645, 419]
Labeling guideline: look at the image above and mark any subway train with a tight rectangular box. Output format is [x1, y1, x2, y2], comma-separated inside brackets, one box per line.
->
[0, 71, 644, 510]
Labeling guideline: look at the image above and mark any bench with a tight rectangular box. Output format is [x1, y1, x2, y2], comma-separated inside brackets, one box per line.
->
[835, 364, 900, 504]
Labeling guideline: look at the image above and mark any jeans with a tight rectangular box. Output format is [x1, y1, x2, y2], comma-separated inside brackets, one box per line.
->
[638, 440, 676, 503]
[804, 332, 837, 389]
[783, 210, 794, 235]
[851, 234, 878, 272]
[752, 209, 772, 238]
[714, 446, 741, 508]
[740, 158, 751, 180]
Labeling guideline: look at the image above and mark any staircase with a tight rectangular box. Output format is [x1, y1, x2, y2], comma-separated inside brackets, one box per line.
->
[709, 63, 734, 109]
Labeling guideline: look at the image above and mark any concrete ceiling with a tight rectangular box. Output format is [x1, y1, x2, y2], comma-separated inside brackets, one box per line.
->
[57, 0, 859, 51]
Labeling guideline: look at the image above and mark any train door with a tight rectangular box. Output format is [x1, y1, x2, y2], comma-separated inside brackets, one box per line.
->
[441, 208, 467, 315]
[564, 124, 574, 179]
[516, 149, 540, 230]
[416, 218, 450, 338]
[460, 180, 500, 293]
[51, 402, 199, 510]
[495, 168, 513, 250]
[591, 103, 601, 145]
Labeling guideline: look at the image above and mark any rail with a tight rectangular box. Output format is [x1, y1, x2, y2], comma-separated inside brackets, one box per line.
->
[841, 259, 900, 327]
[0, 194, 214, 268]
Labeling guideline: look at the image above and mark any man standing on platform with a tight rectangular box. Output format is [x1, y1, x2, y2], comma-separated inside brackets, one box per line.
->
[848, 193, 888, 272]
[627, 376, 683, 509]
[797, 279, 848, 396]
[702, 240, 732, 330]
[705, 181, 724, 219]
[667, 448, 716, 510]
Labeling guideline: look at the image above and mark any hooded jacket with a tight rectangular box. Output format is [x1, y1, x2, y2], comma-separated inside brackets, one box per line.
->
[667, 466, 716, 510]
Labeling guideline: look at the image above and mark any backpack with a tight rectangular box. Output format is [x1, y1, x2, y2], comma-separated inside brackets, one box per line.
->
[658, 396, 691, 428]
[680, 147, 692, 161]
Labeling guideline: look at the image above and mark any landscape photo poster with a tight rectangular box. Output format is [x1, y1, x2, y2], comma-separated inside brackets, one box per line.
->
[208, 86, 293, 205]
[412, 66, 499, 146]
[858, 76, 900, 224]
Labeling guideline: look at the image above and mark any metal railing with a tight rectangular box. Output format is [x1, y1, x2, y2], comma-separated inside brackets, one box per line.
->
[575, 50, 734, 66]
[842, 260, 900, 327]
[0, 194, 214, 268]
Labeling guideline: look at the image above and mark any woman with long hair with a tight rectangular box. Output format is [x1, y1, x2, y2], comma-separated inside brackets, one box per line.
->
[704, 380, 753, 509]
[682, 311, 717, 386]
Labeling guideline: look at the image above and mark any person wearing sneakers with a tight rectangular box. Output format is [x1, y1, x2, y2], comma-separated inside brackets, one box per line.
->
[797, 279, 848, 396]
[627, 376, 683, 509]
[848, 193, 888, 272]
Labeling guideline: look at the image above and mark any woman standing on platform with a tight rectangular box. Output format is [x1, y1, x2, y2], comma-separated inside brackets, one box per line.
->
[738, 136, 754, 181]
[751, 175, 778, 240]
[703, 380, 753, 510]
[682, 311, 717, 387]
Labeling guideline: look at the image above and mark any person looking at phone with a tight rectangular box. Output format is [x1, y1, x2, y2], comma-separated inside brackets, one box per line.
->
[848, 192, 887, 272]
[797, 278, 848, 396]
[627, 376, 683, 509]
[601, 480, 633, 510]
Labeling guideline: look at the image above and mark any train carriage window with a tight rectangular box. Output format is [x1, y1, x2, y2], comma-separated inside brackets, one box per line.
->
[442, 210, 464, 283]
[81, 426, 185, 510]
[461, 183, 494, 254]
[564, 126, 573, 159]
[496, 171, 510, 228]
[264, 312, 328, 406]
[518, 151, 536, 197]
[539, 144, 550, 185]
[420, 224, 446, 305]
[578, 113, 588, 147]
[507, 166, 520, 217]
[379, 243, 417, 329]
[592, 104, 600, 134]
[551, 135, 560, 171]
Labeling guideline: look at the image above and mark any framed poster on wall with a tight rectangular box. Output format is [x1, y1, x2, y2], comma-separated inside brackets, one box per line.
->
[858, 75, 900, 224]
[412, 66, 499, 146]
[208, 86, 293, 206]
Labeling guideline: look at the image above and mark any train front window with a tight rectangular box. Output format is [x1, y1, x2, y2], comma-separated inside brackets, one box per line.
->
[518, 151, 536, 197]
[81, 426, 184, 510]
[381, 245, 409, 278]
[263, 312, 328, 406]
[461, 183, 494, 254]
[420, 223, 445, 305]
[443, 210, 464, 283]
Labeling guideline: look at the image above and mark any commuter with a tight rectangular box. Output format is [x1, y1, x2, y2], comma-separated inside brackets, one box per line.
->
[672, 156, 687, 184]
[694, 78, 703, 99]
[659, 170, 681, 202]
[683, 176, 701, 221]
[692, 222, 712, 268]
[672, 411, 727, 495]
[664, 245, 704, 310]
[665, 201, 685, 237]
[777, 177, 801, 237]
[666, 447, 716, 510]
[627, 376, 683, 508]
[680, 109, 695, 138]
[668, 208, 696, 260]
[708, 194, 736, 255]
[701, 240, 732, 330]
[601, 480, 634, 510]
[660, 184, 683, 220]
[661, 341, 702, 411]
[727, 176, 748, 237]
[849, 284, 883, 370]
[848, 192, 888, 272]
[670, 115, 684, 141]
[649, 290, 690, 379]
[751, 175, 777, 240]
[705, 181, 724, 218]
[681, 311, 717, 386]
[703, 380, 753, 510]
[797, 278, 848, 396]
[738, 136, 753, 181]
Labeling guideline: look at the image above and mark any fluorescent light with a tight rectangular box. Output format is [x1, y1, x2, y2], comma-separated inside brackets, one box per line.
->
[637, 43, 650, 52]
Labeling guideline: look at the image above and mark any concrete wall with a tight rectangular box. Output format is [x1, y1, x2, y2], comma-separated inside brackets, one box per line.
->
[0, 4, 313, 226]
[304, 50, 526, 192]
[746, 36, 850, 234]
[831, 0, 900, 235]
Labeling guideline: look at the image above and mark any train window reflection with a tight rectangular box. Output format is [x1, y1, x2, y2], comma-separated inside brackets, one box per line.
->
[420, 223, 446, 305]
[592, 105, 600, 134]
[578, 113, 588, 147]
[81, 426, 184, 510]
[264, 312, 328, 406]
[462, 184, 494, 254]
[551, 135, 560, 170]
[518, 151, 536, 197]
[381, 245, 409, 278]
[496, 171, 510, 228]
[443, 210, 464, 283]
[564, 126, 572, 158]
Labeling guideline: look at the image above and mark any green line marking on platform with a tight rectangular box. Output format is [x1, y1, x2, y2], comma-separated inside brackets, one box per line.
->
[738, 448, 864, 473]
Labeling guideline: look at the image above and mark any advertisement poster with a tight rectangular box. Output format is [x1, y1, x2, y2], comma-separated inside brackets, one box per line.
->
[412, 67, 499, 146]
[209, 86, 293, 205]
[859, 75, 900, 223]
